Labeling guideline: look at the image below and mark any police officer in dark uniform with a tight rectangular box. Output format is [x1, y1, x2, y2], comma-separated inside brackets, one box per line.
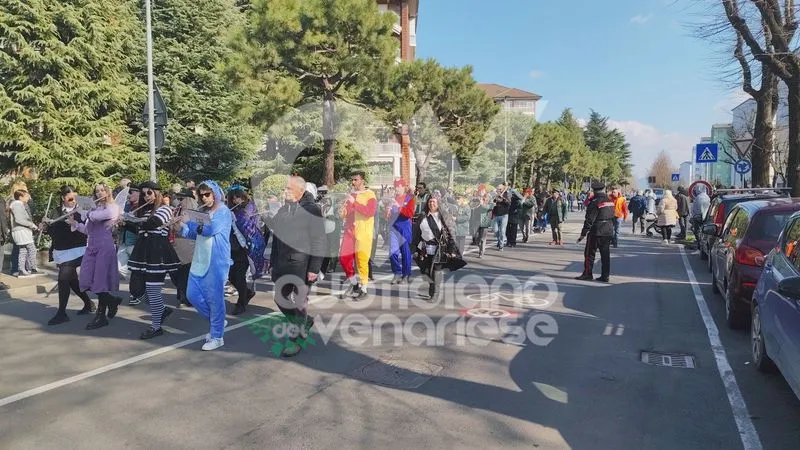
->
[576, 181, 615, 282]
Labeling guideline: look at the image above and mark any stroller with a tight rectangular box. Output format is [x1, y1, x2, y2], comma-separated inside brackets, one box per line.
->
[644, 212, 663, 237]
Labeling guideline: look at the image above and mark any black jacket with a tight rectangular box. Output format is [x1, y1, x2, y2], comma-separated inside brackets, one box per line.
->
[270, 192, 326, 282]
[580, 192, 616, 238]
[45, 207, 86, 251]
[492, 191, 510, 216]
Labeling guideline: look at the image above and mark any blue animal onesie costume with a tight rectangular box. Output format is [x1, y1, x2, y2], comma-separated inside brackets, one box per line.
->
[181, 181, 232, 340]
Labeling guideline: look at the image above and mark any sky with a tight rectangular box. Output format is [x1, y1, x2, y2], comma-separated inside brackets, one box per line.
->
[415, 0, 749, 180]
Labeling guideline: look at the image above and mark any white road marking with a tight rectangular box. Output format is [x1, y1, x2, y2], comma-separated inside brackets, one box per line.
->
[679, 247, 762, 450]
[0, 296, 328, 408]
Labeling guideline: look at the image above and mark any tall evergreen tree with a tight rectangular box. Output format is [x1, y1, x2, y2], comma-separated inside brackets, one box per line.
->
[147, 0, 258, 182]
[583, 110, 632, 182]
[226, 0, 398, 186]
[0, 0, 146, 183]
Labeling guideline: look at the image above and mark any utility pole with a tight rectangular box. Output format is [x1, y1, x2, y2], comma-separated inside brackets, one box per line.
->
[145, 0, 156, 181]
[504, 97, 508, 183]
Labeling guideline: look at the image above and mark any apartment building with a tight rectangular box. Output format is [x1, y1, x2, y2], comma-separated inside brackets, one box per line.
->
[369, 0, 420, 187]
[477, 83, 542, 117]
[377, 0, 418, 62]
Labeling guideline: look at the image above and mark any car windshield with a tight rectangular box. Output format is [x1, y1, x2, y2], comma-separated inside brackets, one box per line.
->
[748, 212, 794, 242]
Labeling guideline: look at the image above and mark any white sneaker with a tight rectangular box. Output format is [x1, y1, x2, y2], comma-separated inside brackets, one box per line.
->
[206, 321, 229, 340]
[202, 337, 224, 351]
[662, 239, 669, 244]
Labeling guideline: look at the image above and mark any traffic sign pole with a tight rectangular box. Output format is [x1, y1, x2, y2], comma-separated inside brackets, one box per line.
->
[145, 0, 156, 182]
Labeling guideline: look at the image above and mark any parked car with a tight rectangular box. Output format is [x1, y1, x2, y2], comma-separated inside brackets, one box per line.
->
[751, 212, 800, 401]
[698, 190, 786, 264]
[705, 198, 800, 329]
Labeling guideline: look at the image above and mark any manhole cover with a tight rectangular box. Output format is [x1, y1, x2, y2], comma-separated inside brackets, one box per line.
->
[640, 351, 696, 369]
[355, 358, 443, 389]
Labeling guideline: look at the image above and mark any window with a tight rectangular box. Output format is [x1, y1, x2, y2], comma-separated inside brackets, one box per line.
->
[706, 198, 720, 224]
[749, 213, 792, 242]
[782, 219, 800, 267]
[725, 208, 749, 247]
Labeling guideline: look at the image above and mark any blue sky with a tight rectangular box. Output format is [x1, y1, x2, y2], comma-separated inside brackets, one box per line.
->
[416, 0, 746, 178]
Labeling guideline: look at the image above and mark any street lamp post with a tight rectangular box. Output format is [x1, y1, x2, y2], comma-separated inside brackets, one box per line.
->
[145, 0, 156, 182]
[504, 97, 508, 183]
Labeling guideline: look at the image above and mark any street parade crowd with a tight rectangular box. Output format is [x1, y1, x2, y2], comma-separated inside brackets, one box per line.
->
[0, 174, 647, 357]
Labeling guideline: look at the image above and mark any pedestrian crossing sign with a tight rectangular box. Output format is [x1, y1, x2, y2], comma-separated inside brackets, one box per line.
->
[695, 143, 718, 163]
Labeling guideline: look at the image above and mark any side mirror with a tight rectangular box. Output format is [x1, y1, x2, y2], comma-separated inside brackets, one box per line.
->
[777, 277, 800, 299]
[702, 223, 719, 236]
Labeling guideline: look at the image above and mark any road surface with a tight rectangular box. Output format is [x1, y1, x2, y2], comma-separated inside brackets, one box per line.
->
[1, 216, 798, 449]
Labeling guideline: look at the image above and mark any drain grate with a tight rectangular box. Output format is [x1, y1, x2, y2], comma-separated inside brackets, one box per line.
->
[354, 358, 443, 389]
[640, 351, 696, 369]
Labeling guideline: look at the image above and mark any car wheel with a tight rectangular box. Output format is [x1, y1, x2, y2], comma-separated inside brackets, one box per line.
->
[751, 302, 776, 373]
[725, 282, 747, 330]
[711, 261, 720, 294]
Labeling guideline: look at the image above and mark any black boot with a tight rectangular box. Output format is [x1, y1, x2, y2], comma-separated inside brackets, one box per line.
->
[86, 298, 109, 330]
[106, 295, 122, 319]
[77, 300, 96, 315]
[48, 311, 70, 325]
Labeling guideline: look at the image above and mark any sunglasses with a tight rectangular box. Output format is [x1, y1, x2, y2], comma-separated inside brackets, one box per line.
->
[142, 190, 154, 196]
[200, 192, 213, 198]
[65, 197, 76, 202]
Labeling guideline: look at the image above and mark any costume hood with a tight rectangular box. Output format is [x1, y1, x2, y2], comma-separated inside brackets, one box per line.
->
[201, 180, 225, 206]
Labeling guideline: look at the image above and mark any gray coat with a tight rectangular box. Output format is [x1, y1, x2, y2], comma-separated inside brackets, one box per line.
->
[172, 197, 198, 264]
[10, 200, 36, 246]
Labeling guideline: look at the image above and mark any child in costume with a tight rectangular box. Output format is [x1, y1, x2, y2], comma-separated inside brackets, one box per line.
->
[180, 181, 232, 351]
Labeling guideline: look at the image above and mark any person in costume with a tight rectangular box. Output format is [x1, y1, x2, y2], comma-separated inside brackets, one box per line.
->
[338, 170, 376, 300]
[126, 181, 181, 339]
[180, 181, 232, 351]
[388, 179, 415, 284]
[42, 185, 96, 325]
[68, 183, 122, 330]
[413, 197, 466, 302]
[227, 185, 265, 315]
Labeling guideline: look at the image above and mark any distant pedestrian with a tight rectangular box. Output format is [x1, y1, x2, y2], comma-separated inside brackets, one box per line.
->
[675, 187, 690, 239]
[544, 189, 567, 245]
[657, 190, 679, 244]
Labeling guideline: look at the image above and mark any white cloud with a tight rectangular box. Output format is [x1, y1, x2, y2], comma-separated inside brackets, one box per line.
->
[630, 13, 653, 25]
[607, 120, 698, 178]
[529, 70, 544, 79]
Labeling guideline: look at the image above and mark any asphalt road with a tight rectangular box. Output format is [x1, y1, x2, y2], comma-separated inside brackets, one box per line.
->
[0, 215, 799, 449]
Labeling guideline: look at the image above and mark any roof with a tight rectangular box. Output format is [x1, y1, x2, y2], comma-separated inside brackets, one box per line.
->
[734, 198, 800, 213]
[477, 83, 542, 101]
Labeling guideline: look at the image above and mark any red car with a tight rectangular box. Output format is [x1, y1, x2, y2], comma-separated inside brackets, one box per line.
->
[705, 198, 800, 329]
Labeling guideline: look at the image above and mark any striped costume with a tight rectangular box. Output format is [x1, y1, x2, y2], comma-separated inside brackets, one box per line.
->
[128, 204, 181, 332]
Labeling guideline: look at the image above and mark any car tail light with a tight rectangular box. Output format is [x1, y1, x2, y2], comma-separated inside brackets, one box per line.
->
[736, 244, 765, 267]
[714, 203, 725, 225]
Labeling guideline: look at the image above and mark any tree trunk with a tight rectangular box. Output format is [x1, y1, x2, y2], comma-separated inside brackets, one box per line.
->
[528, 162, 535, 187]
[788, 80, 800, 196]
[322, 91, 336, 187]
[751, 74, 778, 187]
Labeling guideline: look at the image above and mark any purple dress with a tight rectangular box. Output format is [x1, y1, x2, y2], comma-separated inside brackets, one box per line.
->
[74, 204, 120, 293]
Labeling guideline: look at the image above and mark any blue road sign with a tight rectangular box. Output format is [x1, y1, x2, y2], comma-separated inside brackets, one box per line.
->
[695, 143, 718, 163]
[734, 159, 752, 174]
[671, 173, 680, 182]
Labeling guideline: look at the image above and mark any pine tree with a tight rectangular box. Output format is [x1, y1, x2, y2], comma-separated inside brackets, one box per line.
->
[0, 0, 146, 183]
[583, 110, 632, 183]
[226, 0, 398, 186]
[146, 0, 259, 182]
